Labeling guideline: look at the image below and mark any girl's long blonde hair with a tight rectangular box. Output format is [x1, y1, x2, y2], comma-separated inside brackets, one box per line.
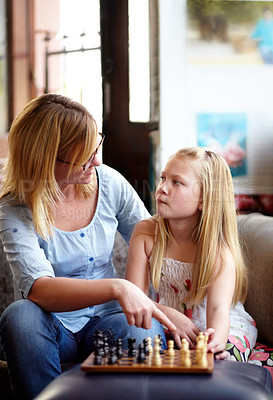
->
[0, 93, 98, 240]
[150, 147, 248, 306]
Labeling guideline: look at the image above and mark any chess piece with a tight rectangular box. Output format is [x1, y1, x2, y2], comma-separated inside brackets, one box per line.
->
[108, 346, 118, 365]
[94, 353, 103, 365]
[94, 330, 105, 357]
[166, 339, 175, 357]
[143, 338, 149, 355]
[103, 334, 109, 356]
[197, 332, 205, 346]
[194, 340, 207, 367]
[128, 337, 137, 357]
[200, 349, 208, 368]
[180, 339, 191, 367]
[195, 338, 208, 368]
[116, 338, 123, 358]
[94, 339, 105, 358]
[137, 343, 146, 363]
[146, 337, 153, 354]
[152, 337, 162, 366]
[156, 334, 164, 354]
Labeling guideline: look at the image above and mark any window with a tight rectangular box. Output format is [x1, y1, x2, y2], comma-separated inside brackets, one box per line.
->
[128, 0, 150, 122]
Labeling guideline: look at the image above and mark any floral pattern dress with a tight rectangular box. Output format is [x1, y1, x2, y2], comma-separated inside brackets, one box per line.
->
[156, 258, 258, 362]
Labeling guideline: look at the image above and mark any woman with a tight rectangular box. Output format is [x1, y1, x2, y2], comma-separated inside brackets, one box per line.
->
[0, 94, 175, 400]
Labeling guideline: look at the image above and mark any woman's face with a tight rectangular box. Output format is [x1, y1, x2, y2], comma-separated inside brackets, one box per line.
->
[55, 133, 103, 186]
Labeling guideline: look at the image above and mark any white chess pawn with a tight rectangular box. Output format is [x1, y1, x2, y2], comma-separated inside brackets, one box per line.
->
[180, 339, 191, 367]
[152, 337, 162, 366]
[167, 339, 175, 357]
[197, 332, 204, 344]
[146, 336, 153, 354]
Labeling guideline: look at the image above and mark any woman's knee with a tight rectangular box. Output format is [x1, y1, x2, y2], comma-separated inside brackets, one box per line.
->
[0, 299, 53, 338]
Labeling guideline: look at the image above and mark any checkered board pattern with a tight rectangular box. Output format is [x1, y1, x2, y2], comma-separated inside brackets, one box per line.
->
[81, 349, 214, 374]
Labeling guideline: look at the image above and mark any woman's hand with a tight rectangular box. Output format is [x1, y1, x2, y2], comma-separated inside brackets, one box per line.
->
[205, 328, 228, 360]
[115, 279, 176, 333]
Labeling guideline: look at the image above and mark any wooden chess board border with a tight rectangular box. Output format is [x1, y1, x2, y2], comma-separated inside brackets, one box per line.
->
[81, 350, 214, 374]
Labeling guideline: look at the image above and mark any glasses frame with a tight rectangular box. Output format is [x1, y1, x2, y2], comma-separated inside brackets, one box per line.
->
[57, 132, 105, 172]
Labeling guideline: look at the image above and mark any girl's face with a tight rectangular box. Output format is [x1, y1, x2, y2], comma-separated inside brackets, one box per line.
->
[155, 156, 202, 220]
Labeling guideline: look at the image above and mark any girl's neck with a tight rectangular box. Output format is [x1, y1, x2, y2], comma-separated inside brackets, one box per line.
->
[166, 218, 198, 263]
[168, 217, 197, 242]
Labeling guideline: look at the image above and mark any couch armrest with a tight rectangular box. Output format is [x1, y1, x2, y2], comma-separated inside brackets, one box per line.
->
[237, 213, 273, 347]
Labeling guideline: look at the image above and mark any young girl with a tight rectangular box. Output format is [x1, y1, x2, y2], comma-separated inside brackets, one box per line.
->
[126, 147, 257, 361]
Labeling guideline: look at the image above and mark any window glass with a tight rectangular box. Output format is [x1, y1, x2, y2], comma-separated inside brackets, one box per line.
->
[58, 0, 102, 129]
[129, 0, 150, 122]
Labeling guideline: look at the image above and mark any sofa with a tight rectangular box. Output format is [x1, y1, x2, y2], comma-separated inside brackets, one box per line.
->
[0, 212, 273, 399]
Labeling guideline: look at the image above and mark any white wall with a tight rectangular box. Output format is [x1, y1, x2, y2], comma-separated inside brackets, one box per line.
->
[159, 0, 187, 168]
[158, 0, 273, 194]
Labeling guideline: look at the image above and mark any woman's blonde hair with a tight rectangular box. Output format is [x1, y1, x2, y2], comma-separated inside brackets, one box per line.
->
[150, 147, 248, 306]
[0, 93, 98, 239]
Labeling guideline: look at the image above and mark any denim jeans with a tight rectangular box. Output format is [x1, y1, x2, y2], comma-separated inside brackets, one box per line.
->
[0, 299, 166, 400]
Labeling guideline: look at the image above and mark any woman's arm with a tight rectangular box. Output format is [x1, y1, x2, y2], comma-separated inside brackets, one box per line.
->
[28, 276, 176, 332]
[206, 248, 236, 357]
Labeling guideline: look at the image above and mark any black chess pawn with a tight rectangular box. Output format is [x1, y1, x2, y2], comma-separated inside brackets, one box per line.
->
[157, 334, 164, 354]
[94, 330, 104, 340]
[108, 346, 118, 365]
[94, 339, 105, 357]
[143, 338, 149, 355]
[128, 337, 137, 357]
[116, 338, 123, 358]
[137, 343, 145, 363]
[94, 353, 103, 365]
[103, 334, 110, 356]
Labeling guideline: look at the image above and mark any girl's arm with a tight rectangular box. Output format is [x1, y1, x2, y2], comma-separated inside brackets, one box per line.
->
[125, 220, 154, 295]
[126, 220, 199, 348]
[206, 248, 236, 358]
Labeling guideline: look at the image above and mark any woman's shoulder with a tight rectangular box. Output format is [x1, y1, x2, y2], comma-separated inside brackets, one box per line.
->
[96, 164, 145, 209]
[96, 164, 126, 183]
[96, 164, 133, 195]
[0, 198, 33, 230]
[0, 197, 30, 216]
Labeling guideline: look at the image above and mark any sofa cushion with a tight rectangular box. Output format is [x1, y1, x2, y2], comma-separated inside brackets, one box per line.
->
[237, 213, 273, 348]
[249, 343, 273, 384]
[0, 360, 13, 400]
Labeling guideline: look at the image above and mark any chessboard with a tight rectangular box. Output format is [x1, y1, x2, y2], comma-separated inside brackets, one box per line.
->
[81, 332, 214, 374]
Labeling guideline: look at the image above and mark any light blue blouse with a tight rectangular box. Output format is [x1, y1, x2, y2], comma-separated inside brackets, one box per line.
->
[0, 164, 150, 332]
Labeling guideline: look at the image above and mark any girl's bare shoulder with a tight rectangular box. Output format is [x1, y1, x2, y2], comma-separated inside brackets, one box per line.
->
[132, 217, 156, 237]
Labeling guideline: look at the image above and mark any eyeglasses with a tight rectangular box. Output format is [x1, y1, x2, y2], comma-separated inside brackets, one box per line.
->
[57, 132, 105, 172]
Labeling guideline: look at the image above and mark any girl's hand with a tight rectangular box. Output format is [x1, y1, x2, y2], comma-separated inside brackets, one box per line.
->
[204, 328, 229, 360]
[162, 309, 200, 349]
